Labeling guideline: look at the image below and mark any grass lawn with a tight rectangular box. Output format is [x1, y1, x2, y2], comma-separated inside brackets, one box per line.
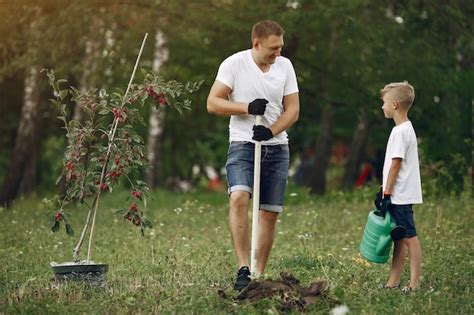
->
[0, 185, 472, 314]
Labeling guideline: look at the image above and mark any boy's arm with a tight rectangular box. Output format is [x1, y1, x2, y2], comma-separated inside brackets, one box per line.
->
[384, 158, 402, 195]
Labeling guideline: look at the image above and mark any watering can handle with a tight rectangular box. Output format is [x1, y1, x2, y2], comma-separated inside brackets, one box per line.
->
[383, 210, 391, 224]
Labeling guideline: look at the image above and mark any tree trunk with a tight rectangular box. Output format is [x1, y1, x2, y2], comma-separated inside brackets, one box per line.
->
[342, 112, 369, 189]
[146, 30, 169, 188]
[18, 104, 44, 195]
[73, 18, 108, 122]
[304, 18, 341, 195]
[0, 65, 42, 206]
[305, 103, 334, 195]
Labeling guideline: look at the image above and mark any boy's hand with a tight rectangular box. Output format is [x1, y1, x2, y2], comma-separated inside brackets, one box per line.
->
[374, 187, 383, 209]
[380, 194, 392, 214]
[248, 98, 268, 115]
[252, 125, 273, 141]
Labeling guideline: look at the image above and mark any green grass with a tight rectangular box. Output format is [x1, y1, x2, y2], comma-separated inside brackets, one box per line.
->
[0, 185, 472, 314]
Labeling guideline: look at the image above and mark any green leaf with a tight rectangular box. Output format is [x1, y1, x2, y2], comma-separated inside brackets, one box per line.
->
[143, 217, 153, 228]
[65, 223, 74, 236]
[99, 108, 109, 115]
[58, 89, 68, 101]
[51, 220, 60, 233]
[115, 208, 127, 216]
[55, 175, 63, 185]
[56, 116, 67, 125]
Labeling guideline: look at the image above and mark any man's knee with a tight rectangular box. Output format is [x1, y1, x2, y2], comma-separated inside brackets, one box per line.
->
[259, 209, 278, 223]
[229, 191, 250, 210]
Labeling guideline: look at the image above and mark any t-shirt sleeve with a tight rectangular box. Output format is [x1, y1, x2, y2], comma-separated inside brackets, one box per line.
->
[284, 59, 299, 96]
[390, 129, 409, 159]
[215, 56, 234, 90]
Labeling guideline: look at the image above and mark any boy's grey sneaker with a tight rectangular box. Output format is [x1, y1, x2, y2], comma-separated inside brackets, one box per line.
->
[233, 266, 251, 291]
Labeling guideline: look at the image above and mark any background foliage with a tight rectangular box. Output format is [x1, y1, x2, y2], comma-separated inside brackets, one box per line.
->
[0, 0, 472, 196]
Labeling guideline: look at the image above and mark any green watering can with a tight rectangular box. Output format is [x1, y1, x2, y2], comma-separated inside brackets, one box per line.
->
[359, 209, 406, 263]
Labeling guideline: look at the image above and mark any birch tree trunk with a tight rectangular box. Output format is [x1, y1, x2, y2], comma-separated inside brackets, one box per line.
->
[0, 65, 42, 205]
[73, 38, 100, 121]
[73, 17, 110, 122]
[146, 30, 169, 188]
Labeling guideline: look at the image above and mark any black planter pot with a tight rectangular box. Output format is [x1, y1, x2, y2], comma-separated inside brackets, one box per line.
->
[51, 262, 109, 286]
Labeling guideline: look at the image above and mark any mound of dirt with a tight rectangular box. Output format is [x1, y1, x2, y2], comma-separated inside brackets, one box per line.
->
[218, 271, 339, 312]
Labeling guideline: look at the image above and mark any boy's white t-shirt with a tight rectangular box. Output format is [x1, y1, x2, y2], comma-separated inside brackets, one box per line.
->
[383, 121, 423, 205]
[215, 49, 299, 145]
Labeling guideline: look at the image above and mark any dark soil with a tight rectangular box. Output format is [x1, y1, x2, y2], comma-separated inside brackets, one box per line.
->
[218, 271, 339, 312]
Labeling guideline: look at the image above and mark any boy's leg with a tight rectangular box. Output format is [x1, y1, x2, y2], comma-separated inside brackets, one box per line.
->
[386, 240, 407, 287]
[255, 209, 278, 274]
[405, 236, 422, 289]
[229, 191, 251, 268]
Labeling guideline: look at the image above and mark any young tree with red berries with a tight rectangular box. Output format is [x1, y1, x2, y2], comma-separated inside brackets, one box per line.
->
[46, 62, 201, 262]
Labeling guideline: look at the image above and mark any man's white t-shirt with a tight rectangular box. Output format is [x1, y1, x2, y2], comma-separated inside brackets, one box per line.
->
[382, 121, 423, 205]
[215, 49, 299, 145]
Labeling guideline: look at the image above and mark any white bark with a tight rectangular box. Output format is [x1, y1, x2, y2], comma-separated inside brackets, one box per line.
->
[146, 30, 169, 187]
[20, 66, 40, 134]
[73, 17, 115, 121]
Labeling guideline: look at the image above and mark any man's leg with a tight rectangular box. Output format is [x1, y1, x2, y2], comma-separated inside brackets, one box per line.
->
[229, 191, 251, 268]
[255, 209, 278, 274]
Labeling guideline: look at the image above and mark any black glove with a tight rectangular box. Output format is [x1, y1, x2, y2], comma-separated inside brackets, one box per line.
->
[248, 98, 268, 115]
[374, 187, 383, 210]
[379, 194, 391, 215]
[252, 125, 273, 141]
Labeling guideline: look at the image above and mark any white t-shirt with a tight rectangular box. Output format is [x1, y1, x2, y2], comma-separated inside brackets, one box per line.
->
[215, 49, 299, 145]
[382, 121, 423, 204]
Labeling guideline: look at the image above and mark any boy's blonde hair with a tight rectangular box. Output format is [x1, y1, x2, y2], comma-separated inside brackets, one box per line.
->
[380, 81, 415, 110]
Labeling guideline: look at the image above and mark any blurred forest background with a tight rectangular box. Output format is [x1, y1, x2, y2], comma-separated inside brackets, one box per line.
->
[0, 0, 472, 205]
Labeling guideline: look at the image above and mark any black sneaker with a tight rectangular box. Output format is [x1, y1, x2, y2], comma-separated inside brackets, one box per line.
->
[233, 266, 251, 291]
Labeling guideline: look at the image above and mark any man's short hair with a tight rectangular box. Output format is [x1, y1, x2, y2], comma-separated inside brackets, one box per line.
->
[380, 81, 415, 110]
[251, 20, 285, 41]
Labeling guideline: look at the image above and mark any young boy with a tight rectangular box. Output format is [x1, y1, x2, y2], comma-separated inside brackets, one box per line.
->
[376, 81, 423, 292]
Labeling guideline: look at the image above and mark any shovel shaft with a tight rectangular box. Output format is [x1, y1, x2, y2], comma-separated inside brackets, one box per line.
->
[250, 115, 262, 275]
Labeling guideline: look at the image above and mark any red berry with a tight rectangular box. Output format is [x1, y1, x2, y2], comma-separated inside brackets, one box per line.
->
[55, 212, 63, 221]
[66, 161, 75, 171]
[129, 203, 138, 212]
[158, 93, 167, 105]
[132, 191, 141, 199]
[100, 183, 108, 191]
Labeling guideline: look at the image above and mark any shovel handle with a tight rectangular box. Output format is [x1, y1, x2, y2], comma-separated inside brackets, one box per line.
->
[250, 115, 262, 275]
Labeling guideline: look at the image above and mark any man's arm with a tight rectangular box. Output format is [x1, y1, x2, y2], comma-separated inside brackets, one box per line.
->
[207, 81, 248, 116]
[268, 92, 299, 136]
[384, 158, 402, 194]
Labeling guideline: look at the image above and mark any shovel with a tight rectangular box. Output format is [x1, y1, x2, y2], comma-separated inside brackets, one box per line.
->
[250, 115, 262, 277]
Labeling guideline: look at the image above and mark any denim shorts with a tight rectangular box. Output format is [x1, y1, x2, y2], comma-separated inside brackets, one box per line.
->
[225, 141, 290, 213]
[388, 204, 417, 238]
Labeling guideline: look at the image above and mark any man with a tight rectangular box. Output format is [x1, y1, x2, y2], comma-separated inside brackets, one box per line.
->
[207, 20, 299, 290]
